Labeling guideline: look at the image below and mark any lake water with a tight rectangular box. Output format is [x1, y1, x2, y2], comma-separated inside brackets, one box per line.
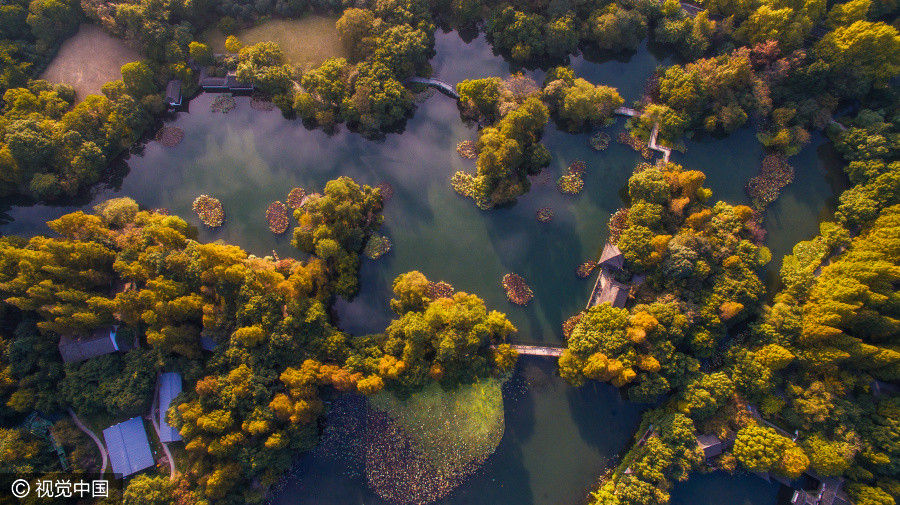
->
[3, 29, 837, 505]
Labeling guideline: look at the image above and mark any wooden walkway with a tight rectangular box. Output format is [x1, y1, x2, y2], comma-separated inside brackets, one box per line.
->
[648, 123, 672, 162]
[500, 344, 566, 357]
[409, 79, 673, 162]
[614, 107, 671, 162]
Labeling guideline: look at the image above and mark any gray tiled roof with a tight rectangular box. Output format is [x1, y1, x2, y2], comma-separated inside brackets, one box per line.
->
[58, 327, 119, 363]
[103, 417, 154, 477]
[598, 242, 624, 270]
[158, 372, 183, 443]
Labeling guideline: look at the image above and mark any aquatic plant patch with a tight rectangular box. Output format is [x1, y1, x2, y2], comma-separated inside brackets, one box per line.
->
[376, 182, 394, 203]
[608, 208, 629, 244]
[154, 126, 184, 147]
[747, 155, 795, 211]
[192, 195, 225, 227]
[536, 207, 554, 222]
[590, 132, 611, 151]
[363, 235, 392, 260]
[618, 130, 646, 151]
[456, 140, 477, 159]
[426, 281, 454, 299]
[250, 94, 275, 111]
[286, 187, 307, 209]
[557, 171, 584, 194]
[266, 201, 290, 234]
[210, 94, 237, 114]
[502, 273, 534, 305]
[366, 379, 505, 504]
[568, 160, 587, 175]
[562, 312, 584, 340]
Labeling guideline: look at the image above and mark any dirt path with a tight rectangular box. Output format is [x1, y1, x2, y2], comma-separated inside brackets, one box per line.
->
[148, 379, 177, 480]
[67, 409, 108, 474]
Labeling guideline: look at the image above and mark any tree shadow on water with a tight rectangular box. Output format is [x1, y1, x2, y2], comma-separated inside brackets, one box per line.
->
[566, 381, 645, 456]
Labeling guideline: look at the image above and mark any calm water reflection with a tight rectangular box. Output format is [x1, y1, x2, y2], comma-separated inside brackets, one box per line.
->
[670, 471, 784, 505]
[2, 30, 839, 505]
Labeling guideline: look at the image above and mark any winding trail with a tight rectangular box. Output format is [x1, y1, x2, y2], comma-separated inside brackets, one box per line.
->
[67, 408, 108, 474]
[148, 378, 177, 481]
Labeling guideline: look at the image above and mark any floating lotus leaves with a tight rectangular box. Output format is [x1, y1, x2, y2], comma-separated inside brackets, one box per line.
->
[589, 132, 611, 151]
[456, 140, 477, 159]
[366, 379, 505, 505]
[286, 187, 307, 209]
[747, 155, 795, 211]
[502, 273, 534, 306]
[376, 182, 394, 203]
[557, 160, 586, 195]
[266, 201, 290, 234]
[154, 126, 184, 147]
[536, 207, 553, 222]
[426, 281, 454, 299]
[363, 235, 392, 260]
[192, 195, 224, 227]
[210, 94, 237, 114]
[249, 93, 275, 111]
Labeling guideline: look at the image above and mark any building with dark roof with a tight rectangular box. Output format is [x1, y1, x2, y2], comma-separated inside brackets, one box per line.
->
[597, 242, 624, 271]
[157, 372, 183, 443]
[165, 80, 182, 108]
[58, 326, 126, 363]
[198, 70, 253, 92]
[103, 417, 154, 477]
[588, 269, 629, 309]
[696, 434, 726, 460]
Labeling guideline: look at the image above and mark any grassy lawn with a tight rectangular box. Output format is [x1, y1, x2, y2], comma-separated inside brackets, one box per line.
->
[202, 16, 346, 69]
[40, 24, 141, 100]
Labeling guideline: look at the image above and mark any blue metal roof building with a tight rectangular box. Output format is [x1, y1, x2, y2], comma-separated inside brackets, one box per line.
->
[103, 417, 154, 477]
[158, 372, 183, 443]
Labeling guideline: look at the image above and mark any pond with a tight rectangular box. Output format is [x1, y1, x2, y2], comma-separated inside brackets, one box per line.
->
[270, 357, 644, 505]
[202, 17, 345, 68]
[2, 29, 839, 505]
[40, 24, 141, 100]
[2, 30, 843, 343]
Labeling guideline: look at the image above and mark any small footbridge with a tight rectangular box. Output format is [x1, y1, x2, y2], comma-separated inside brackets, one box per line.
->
[410, 80, 672, 162]
[407, 77, 459, 99]
[507, 344, 566, 357]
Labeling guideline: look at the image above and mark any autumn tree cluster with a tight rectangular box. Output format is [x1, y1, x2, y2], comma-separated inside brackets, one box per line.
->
[0, 194, 518, 503]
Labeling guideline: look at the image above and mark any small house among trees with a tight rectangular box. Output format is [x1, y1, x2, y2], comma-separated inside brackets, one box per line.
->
[597, 242, 624, 270]
[58, 326, 129, 363]
[696, 434, 726, 460]
[102, 417, 154, 478]
[165, 80, 182, 108]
